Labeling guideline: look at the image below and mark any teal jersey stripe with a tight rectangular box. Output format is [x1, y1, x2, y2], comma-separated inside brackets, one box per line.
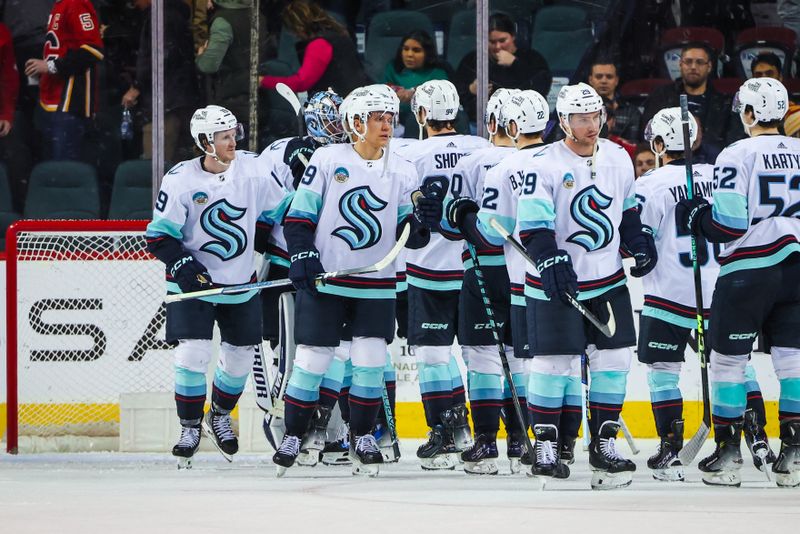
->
[518, 198, 556, 232]
[623, 195, 638, 211]
[524, 278, 626, 301]
[406, 275, 463, 291]
[146, 215, 184, 240]
[712, 191, 749, 230]
[317, 283, 396, 300]
[719, 243, 800, 276]
[642, 305, 709, 330]
[260, 191, 294, 225]
[477, 212, 513, 247]
[287, 188, 322, 223]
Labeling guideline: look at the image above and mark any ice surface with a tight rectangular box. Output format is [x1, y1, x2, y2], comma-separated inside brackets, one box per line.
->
[1, 439, 797, 534]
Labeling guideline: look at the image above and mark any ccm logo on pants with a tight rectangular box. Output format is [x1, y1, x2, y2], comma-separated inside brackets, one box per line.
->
[648, 341, 679, 351]
[422, 323, 449, 330]
[728, 332, 757, 341]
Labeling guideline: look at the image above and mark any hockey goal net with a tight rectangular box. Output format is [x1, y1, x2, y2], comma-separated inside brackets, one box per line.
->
[4, 220, 173, 453]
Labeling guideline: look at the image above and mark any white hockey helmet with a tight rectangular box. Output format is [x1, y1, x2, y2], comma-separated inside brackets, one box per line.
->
[412, 79, 460, 123]
[502, 90, 550, 140]
[556, 82, 606, 138]
[345, 84, 399, 142]
[190, 105, 243, 151]
[644, 107, 698, 154]
[733, 77, 789, 127]
[485, 88, 521, 135]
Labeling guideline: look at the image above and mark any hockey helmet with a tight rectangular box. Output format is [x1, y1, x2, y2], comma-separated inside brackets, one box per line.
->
[344, 84, 400, 141]
[304, 90, 346, 145]
[733, 77, 789, 124]
[190, 105, 243, 151]
[502, 89, 550, 140]
[556, 82, 606, 138]
[412, 79, 460, 123]
[485, 88, 521, 134]
[644, 107, 697, 153]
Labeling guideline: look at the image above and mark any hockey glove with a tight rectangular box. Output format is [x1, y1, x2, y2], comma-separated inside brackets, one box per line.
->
[414, 194, 444, 229]
[445, 196, 479, 231]
[675, 197, 711, 236]
[627, 231, 658, 278]
[289, 247, 324, 294]
[535, 249, 578, 306]
[168, 254, 213, 293]
[284, 137, 317, 189]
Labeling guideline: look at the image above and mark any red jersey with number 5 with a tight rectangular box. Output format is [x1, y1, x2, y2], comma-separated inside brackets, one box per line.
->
[39, 0, 104, 117]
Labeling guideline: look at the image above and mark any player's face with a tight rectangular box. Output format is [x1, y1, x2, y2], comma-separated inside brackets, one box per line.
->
[365, 111, 394, 147]
[752, 62, 781, 80]
[488, 31, 516, 58]
[589, 64, 618, 99]
[568, 111, 602, 144]
[679, 48, 712, 88]
[212, 128, 238, 162]
[634, 150, 655, 178]
[401, 39, 425, 70]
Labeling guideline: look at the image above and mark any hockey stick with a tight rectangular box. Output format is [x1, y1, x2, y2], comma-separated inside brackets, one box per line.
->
[618, 415, 640, 455]
[276, 82, 305, 138]
[165, 224, 411, 303]
[465, 241, 541, 482]
[677, 94, 712, 466]
[488, 219, 616, 338]
[581, 353, 590, 451]
[380, 374, 401, 461]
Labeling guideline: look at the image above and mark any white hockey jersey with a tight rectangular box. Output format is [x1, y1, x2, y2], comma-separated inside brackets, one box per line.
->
[475, 144, 550, 306]
[395, 133, 490, 291]
[710, 134, 800, 276]
[286, 143, 418, 299]
[517, 139, 637, 301]
[455, 144, 517, 269]
[146, 151, 290, 303]
[389, 137, 421, 292]
[256, 137, 296, 267]
[636, 162, 718, 328]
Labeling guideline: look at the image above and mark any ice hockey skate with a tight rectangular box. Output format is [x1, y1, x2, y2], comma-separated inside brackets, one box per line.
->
[461, 432, 499, 475]
[273, 434, 301, 477]
[773, 420, 800, 488]
[172, 425, 201, 469]
[350, 433, 383, 477]
[373, 423, 401, 463]
[202, 408, 237, 462]
[698, 421, 744, 487]
[297, 405, 332, 467]
[441, 404, 473, 452]
[647, 419, 684, 482]
[320, 422, 351, 466]
[589, 421, 636, 490]
[559, 436, 576, 465]
[507, 431, 527, 474]
[417, 424, 458, 470]
[743, 409, 776, 477]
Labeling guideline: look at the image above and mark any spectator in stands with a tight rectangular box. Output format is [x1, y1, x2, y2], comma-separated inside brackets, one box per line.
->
[24, 0, 104, 161]
[122, 0, 199, 162]
[453, 13, 551, 126]
[190, 0, 210, 53]
[196, 0, 259, 146]
[259, 0, 371, 98]
[0, 22, 19, 140]
[633, 143, 655, 179]
[751, 52, 784, 80]
[601, 97, 636, 158]
[588, 59, 640, 144]
[382, 30, 449, 139]
[641, 43, 729, 150]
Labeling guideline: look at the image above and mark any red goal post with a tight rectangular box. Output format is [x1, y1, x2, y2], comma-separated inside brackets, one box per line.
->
[4, 220, 173, 453]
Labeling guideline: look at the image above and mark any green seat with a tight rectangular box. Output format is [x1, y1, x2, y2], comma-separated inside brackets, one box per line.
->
[365, 10, 435, 82]
[447, 10, 475, 71]
[24, 161, 100, 220]
[531, 6, 593, 77]
[108, 160, 154, 220]
[532, 5, 588, 33]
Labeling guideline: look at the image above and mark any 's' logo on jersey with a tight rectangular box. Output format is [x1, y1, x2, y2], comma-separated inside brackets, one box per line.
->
[567, 185, 614, 252]
[200, 199, 248, 260]
[333, 186, 387, 250]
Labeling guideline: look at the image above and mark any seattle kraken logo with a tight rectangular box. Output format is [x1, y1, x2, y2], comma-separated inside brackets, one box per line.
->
[200, 199, 247, 260]
[333, 186, 387, 250]
[567, 185, 614, 251]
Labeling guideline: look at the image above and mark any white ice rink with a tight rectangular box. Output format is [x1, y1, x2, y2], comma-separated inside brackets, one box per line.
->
[1, 439, 797, 534]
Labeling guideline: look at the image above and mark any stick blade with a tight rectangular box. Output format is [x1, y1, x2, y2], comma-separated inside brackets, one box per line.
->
[678, 422, 710, 465]
[602, 301, 616, 337]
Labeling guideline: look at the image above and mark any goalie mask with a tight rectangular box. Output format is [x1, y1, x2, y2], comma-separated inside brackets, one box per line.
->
[304, 90, 346, 145]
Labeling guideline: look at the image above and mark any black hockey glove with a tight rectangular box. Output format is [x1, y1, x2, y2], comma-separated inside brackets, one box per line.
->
[284, 137, 317, 189]
[289, 247, 324, 294]
[675, 197, 711, 235]
[168, 253, 213, 293]
[627, 231, 658, 278]
[414, 193, 444, 229]
[445, 196, 479, 231]
[535, 249, 578, 306]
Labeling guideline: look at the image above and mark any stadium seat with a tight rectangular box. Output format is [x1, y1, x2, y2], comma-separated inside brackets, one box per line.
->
[734, 26, 797, 79]
[659, 27, 725, 80]
[447, 9, 476, 70]
[0, 163, 21, 251]
[618, 78, 672, 109]
[531, 6, 593, 78]
[712, 77, 745, 96]
[365, 10, 435, 82]
[23, 161, 101, 220]
[404, 0, 465, 27]
[108, 160, 153, 220]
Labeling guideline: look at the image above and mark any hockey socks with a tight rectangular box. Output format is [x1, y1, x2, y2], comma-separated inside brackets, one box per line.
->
[468, 371, 503, 434]
[528, 372, 567, 428]
[560, 376, 582, 441]
[588, 370, 627, 436]
[174, 366, 206, 423]
[376, 353, 396, 426]
[338, 358, 353, 423]
[449, 354, 467, 405]
[319, 357, 346, 411]
[283, 367, 324, 436]
[349, 366, 384, 435]
[648, 370, 683, 438]
[503, 372, 528, 433]
[745, 364, 767, 426]
[778, 377, 800, 421]
[211, 367, 248, 413]
[419, 362, 455, 427]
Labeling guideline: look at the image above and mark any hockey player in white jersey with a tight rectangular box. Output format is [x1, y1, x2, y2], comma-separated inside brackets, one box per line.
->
[515, 83, 657, 489]
[677, 78, 800, 487]
[445, 88, 538, 474]
[271, 85, 441, 476]
[145, 105, 291, 468]
[394, 79, 490, 470]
